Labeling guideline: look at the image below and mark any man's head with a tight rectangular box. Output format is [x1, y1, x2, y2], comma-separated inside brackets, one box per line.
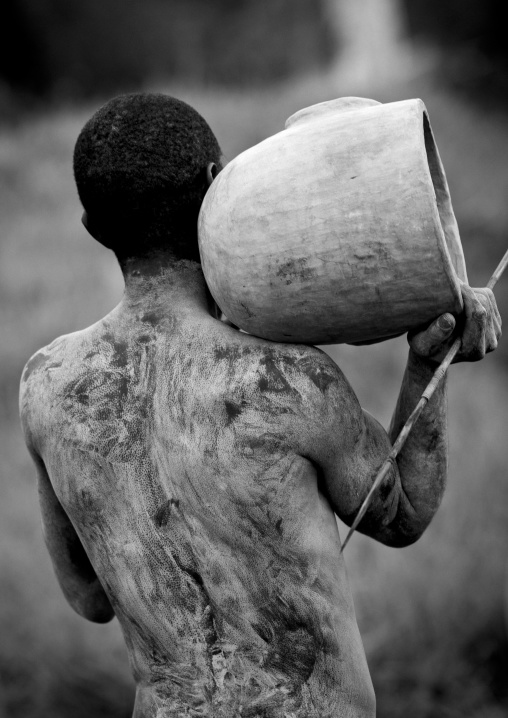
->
[73, 93, 222, 266]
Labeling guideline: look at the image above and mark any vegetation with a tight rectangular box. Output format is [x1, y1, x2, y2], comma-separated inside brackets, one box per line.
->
[1, 71, 508, 717]
[0, 0, 333, 103]
[3, 0, 508, 111]
[404, 0, 508, 103]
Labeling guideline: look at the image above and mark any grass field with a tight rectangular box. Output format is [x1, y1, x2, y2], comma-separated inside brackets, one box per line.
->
[1, 73, 508, 717]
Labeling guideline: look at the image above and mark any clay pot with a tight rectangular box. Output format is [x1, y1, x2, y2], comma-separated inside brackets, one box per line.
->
[198, 97, 467, 345]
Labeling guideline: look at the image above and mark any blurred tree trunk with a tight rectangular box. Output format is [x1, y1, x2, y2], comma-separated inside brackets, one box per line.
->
[323, 0, 417, 89]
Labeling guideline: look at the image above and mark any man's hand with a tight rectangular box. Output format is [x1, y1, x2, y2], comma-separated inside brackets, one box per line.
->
[409, 283, 502, 365]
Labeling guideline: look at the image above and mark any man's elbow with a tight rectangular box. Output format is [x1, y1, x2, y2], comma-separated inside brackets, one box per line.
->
[380, 509, 435, 548]
[378, 527, 425, 549]
[64, 583, 115, 623]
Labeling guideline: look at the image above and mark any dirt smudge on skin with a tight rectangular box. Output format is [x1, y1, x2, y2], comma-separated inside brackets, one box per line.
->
[213, 345, 252, 363]
[250, 589, 322, 686]
[111, 340, 129, 369]
[137, 334, 152, 345]
[46, 361, 63, 371]
[154, 498, 180, 528]
[22, 351, 49, 381]
[214, 346, 230, 361]
[224, 400, 243, 426]
[425, 428, 442, 453]
[140, 311, 160, 327]
[65, 375, 92, 406]
[64, 369, 130, 419]
[258, 355, 293, 395]
[299, 356, 337, 393]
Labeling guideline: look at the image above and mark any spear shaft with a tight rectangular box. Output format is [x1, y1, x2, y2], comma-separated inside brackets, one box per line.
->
[341, 248, 508, 553]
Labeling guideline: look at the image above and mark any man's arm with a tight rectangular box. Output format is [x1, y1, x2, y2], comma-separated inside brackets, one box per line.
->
[28, 447, 114, 623]
[297, 285, 501, 547]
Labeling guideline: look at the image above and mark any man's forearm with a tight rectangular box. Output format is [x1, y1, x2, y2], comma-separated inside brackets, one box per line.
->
[389, 349, 448, 528]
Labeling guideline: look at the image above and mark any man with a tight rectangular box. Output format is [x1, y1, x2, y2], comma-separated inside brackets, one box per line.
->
[20, 93, 501, 717]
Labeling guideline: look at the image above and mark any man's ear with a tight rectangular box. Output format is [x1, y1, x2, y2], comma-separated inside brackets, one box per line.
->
[81, 210, 95, 238]
[206, 162, 218, 187]
[81, 210, 110, 249]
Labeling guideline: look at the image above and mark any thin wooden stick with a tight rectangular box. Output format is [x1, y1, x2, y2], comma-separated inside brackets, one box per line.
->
[341, 248, 508, 553]
[487, 248, 508, 290]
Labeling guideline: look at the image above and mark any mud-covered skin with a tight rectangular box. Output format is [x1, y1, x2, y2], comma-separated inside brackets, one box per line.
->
[20, 259, 461, 717]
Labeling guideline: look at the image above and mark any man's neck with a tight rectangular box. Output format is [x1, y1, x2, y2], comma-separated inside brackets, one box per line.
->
[120, 253, 217, 319]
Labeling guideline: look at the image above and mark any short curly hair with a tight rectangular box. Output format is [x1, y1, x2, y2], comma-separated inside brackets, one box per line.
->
[73, 93, 222, 263]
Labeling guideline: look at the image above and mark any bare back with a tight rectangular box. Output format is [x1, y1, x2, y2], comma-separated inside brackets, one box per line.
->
[20, 268, 375, 717]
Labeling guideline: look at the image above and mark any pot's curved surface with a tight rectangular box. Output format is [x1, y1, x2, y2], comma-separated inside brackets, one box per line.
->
[198, 97, 467, 345]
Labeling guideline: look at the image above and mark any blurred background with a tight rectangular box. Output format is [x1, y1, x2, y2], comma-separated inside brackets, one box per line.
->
[2, 0, 508, 716]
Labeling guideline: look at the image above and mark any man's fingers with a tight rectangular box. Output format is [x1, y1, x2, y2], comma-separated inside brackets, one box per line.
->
[481, 288, 502, 345]
[458, 284, 504, 360]
[480, 289, 501, 354]
[409, 286, 501, 366]
[458, 284, 488, 361]
[483, 288, 502, 329]
[409, 313, 456, 357]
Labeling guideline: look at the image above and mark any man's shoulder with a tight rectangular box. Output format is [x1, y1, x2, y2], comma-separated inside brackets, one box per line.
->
[212, 328, 348, 405]
[19, 309, 123, 391]
[19, 321, 107, 425]
[19, 315, 136, 452]
[257, 343, 343, 398]
[21, 332, 79, 390]
[210, 332, 363, 460]
[19, 331, 79, 446]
